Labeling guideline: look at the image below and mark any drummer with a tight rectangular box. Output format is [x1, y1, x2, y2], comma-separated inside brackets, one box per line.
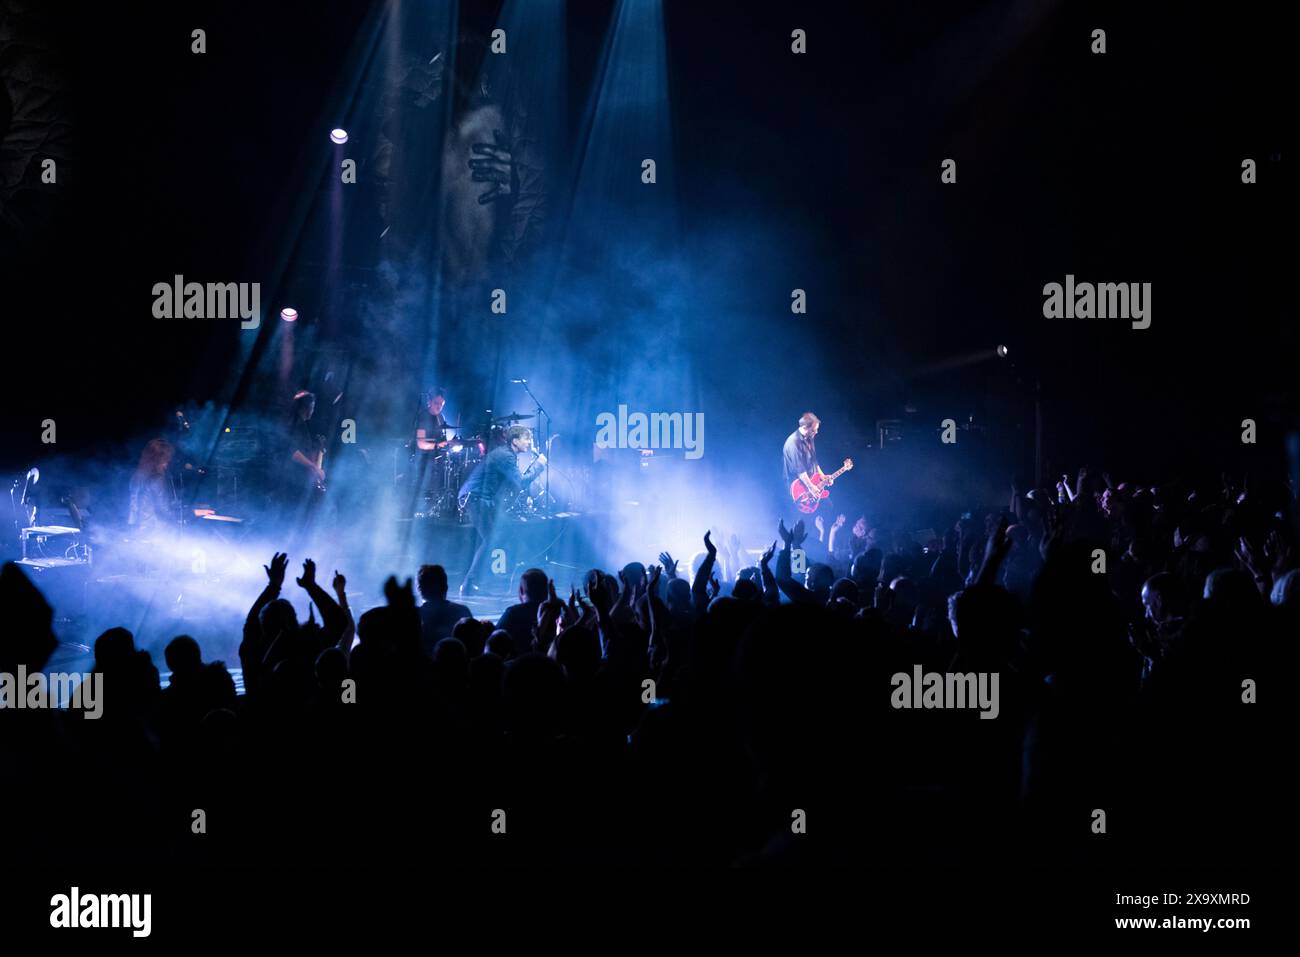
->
[415, 387, 451, 452]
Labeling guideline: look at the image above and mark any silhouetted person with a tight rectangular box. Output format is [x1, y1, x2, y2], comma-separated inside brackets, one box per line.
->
[417, 564, 471, 654]
[497, 568, 548, 656]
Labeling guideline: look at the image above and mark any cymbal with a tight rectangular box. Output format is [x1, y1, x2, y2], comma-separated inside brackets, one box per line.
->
[491, 412, 536, 423]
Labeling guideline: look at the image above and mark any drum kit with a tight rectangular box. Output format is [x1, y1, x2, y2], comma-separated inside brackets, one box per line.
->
[409, 410, 539, 521]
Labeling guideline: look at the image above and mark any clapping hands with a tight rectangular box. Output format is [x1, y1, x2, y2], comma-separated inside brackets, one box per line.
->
[264, 552, 289, 587]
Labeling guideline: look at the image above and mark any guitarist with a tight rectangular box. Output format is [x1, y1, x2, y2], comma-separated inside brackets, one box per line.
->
[284, 390, 327, 516]
[783, 412, 823, 516]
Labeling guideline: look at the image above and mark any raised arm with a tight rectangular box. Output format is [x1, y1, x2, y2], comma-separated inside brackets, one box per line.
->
[241, 552, 288, 681]
[759, 540, 780, 607]
[827, 513, 846, 558]
[296, 559, 348, 645]
[657, 551, 678, 580]
[332, 569, 355, 660]
[691, 531, 718, 615]
[775, 519, 815, 604]
[974, 515, 1012, 587]
[645, 564, 669, 673]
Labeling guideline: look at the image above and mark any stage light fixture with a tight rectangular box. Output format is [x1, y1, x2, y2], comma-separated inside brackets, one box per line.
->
[997, 344, 1009, 358]
[280, 307, 299, 322]
[330, 128, 348, 144]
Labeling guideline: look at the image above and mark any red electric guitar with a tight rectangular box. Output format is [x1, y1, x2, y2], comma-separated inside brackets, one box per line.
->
[790, 458, 853, 513]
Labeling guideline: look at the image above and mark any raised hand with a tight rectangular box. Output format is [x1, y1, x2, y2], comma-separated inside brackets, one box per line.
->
[296, 558, 317, 589]
[560, 587, 581, 632]
[832, 513, 846, 531]
[468, 129, 514, 204]
[586, 572, 612, 616]
[658, 551, 678, 579]
[610, 570, 629, 611]
[708, 575, 721, 599]
[1235, 536, 1264, 580]
[984, 514, 1013, 564]
[264, 552, 289, 587]
[543, 579, 564, 615]
[1040, 503, 1067, 559]
[535, 581, 563, 652]
[383, 575, 415, 610]
[791, 519, 808, 548]
[760, 540, 777, 566]
[1267, 530, 1296, 575]
[647, 563, 662, 593]
[704, 530, 717, 556]
[814, 514, 825, 536]
[332, 570, 346, 594]
[778, 519, 793, 547]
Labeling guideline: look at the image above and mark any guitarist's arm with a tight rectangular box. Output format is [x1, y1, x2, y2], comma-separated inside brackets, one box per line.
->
[292, 448, 325, 486]
[797, 470, 818, 499]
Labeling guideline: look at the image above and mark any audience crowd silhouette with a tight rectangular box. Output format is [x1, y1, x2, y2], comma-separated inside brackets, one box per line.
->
[1, 467, 1289, 867]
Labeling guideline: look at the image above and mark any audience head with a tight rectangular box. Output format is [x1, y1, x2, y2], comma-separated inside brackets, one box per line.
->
[451, 617, 491, 657]
[487, 628, 514, 659]
[806, 562, 835, 593]
[851, 549, 882, 588]
[259, 599, 299, 642]
[1141, 573, 1186, 624]
[621, 562, 646, 589]
[417, 564, 450, 601]
[93, 627, 138, 670]
[519, 568, 548, 604]
[666, 578, 692, 614]
[829, 577, 859, 606]
[164, 634, 202, 675]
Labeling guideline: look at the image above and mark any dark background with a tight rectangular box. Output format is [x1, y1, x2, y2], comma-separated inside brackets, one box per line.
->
[0, 0, 1290, 487]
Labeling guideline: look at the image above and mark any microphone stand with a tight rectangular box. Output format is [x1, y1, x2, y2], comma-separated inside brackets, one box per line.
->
[517, 380, 551, 517]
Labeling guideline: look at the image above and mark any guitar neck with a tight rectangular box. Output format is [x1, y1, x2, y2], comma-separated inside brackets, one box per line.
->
[823, 464, 849, 482]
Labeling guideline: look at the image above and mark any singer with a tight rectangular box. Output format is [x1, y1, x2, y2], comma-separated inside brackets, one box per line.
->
[456, 425, 546, 595]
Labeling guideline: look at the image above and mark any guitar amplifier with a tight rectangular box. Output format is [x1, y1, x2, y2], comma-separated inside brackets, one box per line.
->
[213, 426, 262, 465]
[20, 525, 90, 564]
